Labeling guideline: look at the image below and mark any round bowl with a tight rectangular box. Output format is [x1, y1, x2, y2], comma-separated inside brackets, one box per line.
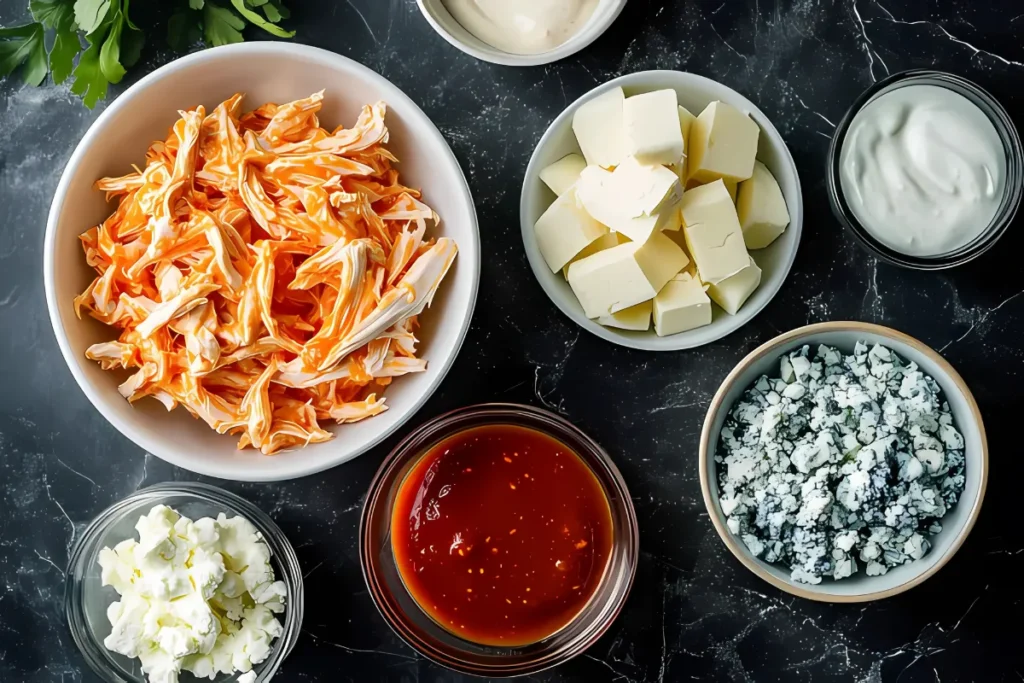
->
[699, 322, 988, 602]
[520, 70, 803, 351]
[359, 403, 638, 676]
[65, 482, 304, 682]
[415, 0, 627, 67]
[826, 69, 1023, 270]
[43, 43, 481, 482]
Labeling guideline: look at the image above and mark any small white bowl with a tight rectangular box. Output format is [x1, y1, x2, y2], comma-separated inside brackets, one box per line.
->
[416, 0, 627, 67]
[44, 43, 480, 482]
[699, 322, 988, 602]
[520, 70, 803, 351]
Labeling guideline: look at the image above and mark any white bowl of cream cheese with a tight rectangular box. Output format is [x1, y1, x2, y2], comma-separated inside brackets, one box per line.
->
[827, 70, 1023, 269]
[520, 70, 804, 351]
[416, 0, 627, 66]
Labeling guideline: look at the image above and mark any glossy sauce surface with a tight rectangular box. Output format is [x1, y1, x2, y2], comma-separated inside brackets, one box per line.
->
[391, 424, 613, 646]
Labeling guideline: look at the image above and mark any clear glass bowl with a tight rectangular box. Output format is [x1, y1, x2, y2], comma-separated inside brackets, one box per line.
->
[65, 482, 304, 683]
[826, 69, 1023, 269]
[359, 403, 639, 677]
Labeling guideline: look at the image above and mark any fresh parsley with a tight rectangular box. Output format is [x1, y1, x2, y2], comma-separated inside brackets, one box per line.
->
[0, 0, 294, 108]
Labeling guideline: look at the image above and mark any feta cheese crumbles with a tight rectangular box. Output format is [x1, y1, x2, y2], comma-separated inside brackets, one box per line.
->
[715, 342, 966, 584]
[98, 505, 287, 683]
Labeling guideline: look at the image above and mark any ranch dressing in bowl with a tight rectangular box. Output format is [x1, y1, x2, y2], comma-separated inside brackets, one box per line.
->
[442, 0, 599, 55]
[839, 84, 1006, 257]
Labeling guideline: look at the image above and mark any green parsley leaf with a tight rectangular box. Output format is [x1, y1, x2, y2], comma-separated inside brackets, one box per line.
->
[189, 0, 205, 9]
[30, 0, 76, 31]
[0, 23, 49, 86]
[167, 6, 201, 52]
[267, 0, 289, 20]
[70, 32, 107, 107]
[203, 3, 245, 47]
[74, 0, 111, 35]
[98, 9, 125, 83]
[49, 25, 81, 83]
[230, 0, 293, 38]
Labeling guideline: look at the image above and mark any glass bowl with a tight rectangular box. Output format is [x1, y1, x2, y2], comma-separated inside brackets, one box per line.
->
[65, 482, 304, 683]
[826, 69, 1023, 269]
[359, 403, 639, 677]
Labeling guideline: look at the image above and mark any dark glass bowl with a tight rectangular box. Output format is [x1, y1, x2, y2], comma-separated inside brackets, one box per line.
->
[826, 69, 1023, 269]
[359, 403, 638, 677]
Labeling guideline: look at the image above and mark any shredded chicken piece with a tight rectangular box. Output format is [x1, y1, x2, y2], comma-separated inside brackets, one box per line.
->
[76, 92, 457, 455]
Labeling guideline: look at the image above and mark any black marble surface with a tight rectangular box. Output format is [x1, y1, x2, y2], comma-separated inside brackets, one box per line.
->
[2, 1, 1024, 681]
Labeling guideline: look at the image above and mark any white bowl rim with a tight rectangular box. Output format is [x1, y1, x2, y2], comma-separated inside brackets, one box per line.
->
[698, 321, 990, 602]
[519, 69, 804, 351]
[415, 0, 628, 67]
[43, 42, 481, 482]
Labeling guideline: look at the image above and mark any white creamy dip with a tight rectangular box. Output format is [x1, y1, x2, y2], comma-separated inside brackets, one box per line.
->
[442, 0, 599, 55]
[839, 84, 1005, 257]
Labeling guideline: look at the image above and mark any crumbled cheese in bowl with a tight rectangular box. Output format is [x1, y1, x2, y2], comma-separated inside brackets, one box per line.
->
[715, 342, 966, 585]
[98, 505, 287, 683]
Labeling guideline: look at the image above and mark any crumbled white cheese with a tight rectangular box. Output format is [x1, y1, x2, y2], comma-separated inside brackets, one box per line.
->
[98, 505, 287, 683]
[715, 343, 966, 584]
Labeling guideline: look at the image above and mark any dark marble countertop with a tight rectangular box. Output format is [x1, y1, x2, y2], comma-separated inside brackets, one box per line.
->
[2, 1, 1023, 681]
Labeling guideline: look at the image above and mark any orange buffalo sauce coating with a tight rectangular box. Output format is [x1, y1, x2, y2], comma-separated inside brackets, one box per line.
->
[75, 91, 457, 454]
[391, 425, 614, 646]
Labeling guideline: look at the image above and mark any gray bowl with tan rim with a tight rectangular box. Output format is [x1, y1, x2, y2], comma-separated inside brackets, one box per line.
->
[699, 322, 988, 602]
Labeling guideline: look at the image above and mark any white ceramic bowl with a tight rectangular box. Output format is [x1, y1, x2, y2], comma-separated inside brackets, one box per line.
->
[521, 70, 803, 351]
[416, 0, 627, 67]
[44, 43, 480, 482]
[699, 322, 988, 602]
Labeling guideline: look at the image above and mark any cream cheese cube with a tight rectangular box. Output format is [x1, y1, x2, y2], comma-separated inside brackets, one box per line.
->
[572, 87, 629, 169]
[681, 180, 750, 284]
[539, 154, 587, 197]
[534, 186, 608, 273]
[610, 156, 683, 217]
[685, 177, 738, 201]
[623, 89, 684, 166]
[654, 272, 712, 336]
[737, 161, 790, 249]
[707, 256, 762, 315]
[688, 101, 760, 184]
[576, 166, 676, 244]
[671, 105, 698, 181]
[599, 300, 652, 331]
[562, 232, 630, 278]
[567, 232, 689, 319]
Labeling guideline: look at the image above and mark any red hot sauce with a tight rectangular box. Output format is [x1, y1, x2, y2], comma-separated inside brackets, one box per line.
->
[391, 424, 614, 647]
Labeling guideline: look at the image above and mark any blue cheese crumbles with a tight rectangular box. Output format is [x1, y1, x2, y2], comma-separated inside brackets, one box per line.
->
[715, 342, 966, 584]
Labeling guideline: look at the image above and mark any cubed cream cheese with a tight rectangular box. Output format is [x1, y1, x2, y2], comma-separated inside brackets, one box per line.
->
[610, 155, 683, 217]
[688, 101, 760, 183]
[671, 105, 698, 181]
[654, 272, 712, 336]
[680, 180, 750, 284]
[572, 86, 629, 169]
[706, 255, 762, 315]
[534, 185, 608, 273]
[539, 153, 587, 197]
[737, 160, 790, 249]
[567, 232, 688, 318]
[623, 89, 684, 166]
[686, 177, 738, 201]
[562, 232, 630, 278]
[576, 166, 675, 244]
[598, 300, 653, 330]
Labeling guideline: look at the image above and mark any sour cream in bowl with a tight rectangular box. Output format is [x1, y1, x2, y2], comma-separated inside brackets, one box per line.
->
[827, 70, 1023, 269]
[416, 0, 627, 66]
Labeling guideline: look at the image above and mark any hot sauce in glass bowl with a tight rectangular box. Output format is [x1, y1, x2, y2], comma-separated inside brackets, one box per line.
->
[391, 424, 613, 647]
[360, 404, 638, 677]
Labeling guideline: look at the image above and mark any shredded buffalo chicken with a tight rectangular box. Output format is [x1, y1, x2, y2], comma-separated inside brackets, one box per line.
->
[75, 91, 458, 455]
